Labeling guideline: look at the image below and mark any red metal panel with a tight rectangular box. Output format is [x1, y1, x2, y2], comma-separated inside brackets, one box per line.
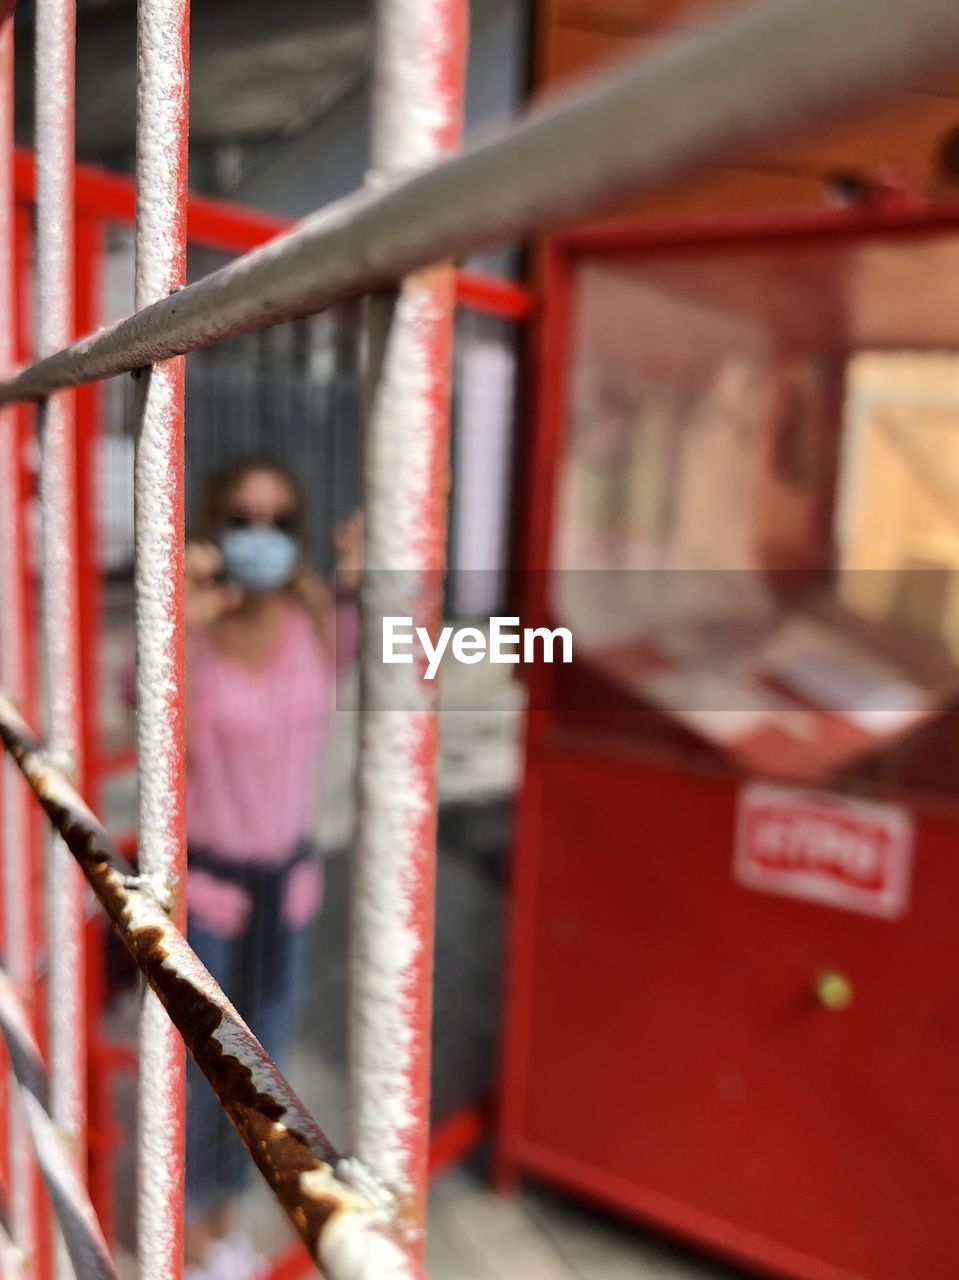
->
[514, 748, 959, 1280]
[500, 206, 959, 1280]
[494, 243, 572, 1196]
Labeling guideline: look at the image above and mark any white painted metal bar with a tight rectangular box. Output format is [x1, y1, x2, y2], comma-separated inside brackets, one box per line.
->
[2, 0, 959, 404]
[132, 2, 190, 1275]
[0, 8, 40, 1267]
[0, 972, 117, 1280]
[33, 4, 87, 1277]
[349, 0, 466, 1246]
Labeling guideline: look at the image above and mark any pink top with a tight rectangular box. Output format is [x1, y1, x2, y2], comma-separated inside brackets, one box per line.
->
[186, 601, 355, 862]
[121, 599, 356, 938]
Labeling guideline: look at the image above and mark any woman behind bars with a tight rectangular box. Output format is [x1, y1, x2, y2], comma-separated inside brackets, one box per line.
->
[181, 458, 360, 1278]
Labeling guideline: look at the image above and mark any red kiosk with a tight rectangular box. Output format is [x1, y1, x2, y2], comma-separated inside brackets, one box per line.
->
[498, 198, 959, 1280]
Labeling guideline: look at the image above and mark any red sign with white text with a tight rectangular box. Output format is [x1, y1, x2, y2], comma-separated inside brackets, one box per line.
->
[734, 783, 912, 918]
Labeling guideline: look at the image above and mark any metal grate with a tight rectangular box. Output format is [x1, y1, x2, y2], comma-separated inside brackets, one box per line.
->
[2, 0, 959, 1277]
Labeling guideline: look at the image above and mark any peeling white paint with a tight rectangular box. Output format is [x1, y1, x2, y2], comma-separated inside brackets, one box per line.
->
[351, 287, 450, 1204]
[300, 1164, 371, 1216]
[318, 1209, 416, 1280]
[32, 12, 87, 1257]
[351, 0, 465, 1226]
[132, 6, 190, 1275]
[370, 0, 464, 178]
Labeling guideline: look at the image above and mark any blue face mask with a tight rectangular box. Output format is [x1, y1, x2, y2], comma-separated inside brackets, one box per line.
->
[219, 525, 299, 593]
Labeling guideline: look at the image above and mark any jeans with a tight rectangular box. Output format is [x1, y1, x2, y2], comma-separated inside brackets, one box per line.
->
[184, 862, 311, 1216]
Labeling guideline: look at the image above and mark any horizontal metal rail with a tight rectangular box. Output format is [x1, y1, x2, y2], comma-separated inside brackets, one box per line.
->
[0, 972, 115, 1280]
[0, 692, 420, 1280]
[0, 0, 958, 404]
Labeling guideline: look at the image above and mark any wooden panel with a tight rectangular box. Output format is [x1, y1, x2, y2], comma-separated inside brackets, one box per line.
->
[552, 0, 756, 32]
[752, 94, 959, 187]
[534, 0, 959, 217]
[540, 1, 763, 88]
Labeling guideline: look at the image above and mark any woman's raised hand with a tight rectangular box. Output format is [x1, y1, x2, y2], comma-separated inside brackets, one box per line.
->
[333, 510, 363, 594]
[184, 540, 241, 631]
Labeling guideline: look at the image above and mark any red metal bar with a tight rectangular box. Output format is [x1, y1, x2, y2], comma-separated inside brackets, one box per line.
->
[112, 830, 139, 861]
[0, 8, 42, 1267]
[85, 917, 115, 1245]
[131, 3, 190, 1275]
[454, 270, 533, 319]
[427, 1101, 490, 1177]
[350, 0, 468, 1250]
[494, 241, 572, 1196]
[14, 148, 291, 255]
[75, 219, 105, 818]
[73, 214, 116, 1244]
[91, 748, 138, 779]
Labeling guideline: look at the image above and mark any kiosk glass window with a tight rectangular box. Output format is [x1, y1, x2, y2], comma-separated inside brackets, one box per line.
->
[549, 236, 959, 800]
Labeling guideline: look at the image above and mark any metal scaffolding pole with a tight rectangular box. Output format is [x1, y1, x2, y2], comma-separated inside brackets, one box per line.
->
[33, 3, 87, 1276]
[132, 2, 191, 1276]
[350, 0, 467, 1247]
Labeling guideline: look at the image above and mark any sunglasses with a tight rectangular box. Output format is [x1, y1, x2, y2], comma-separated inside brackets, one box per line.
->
[226, 510, 299, 534]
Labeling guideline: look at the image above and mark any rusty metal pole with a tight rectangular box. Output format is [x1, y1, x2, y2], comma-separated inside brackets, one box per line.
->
[350, 0, 468, 1248]
[132, 2, 190, 1275]
[33, 2, 87, 1274]
[0, 7, 41, 1268]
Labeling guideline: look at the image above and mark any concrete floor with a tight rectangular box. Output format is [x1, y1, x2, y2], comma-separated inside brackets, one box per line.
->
[425, 1161, 740, 1280]
[230, 1140, 742, 1280]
